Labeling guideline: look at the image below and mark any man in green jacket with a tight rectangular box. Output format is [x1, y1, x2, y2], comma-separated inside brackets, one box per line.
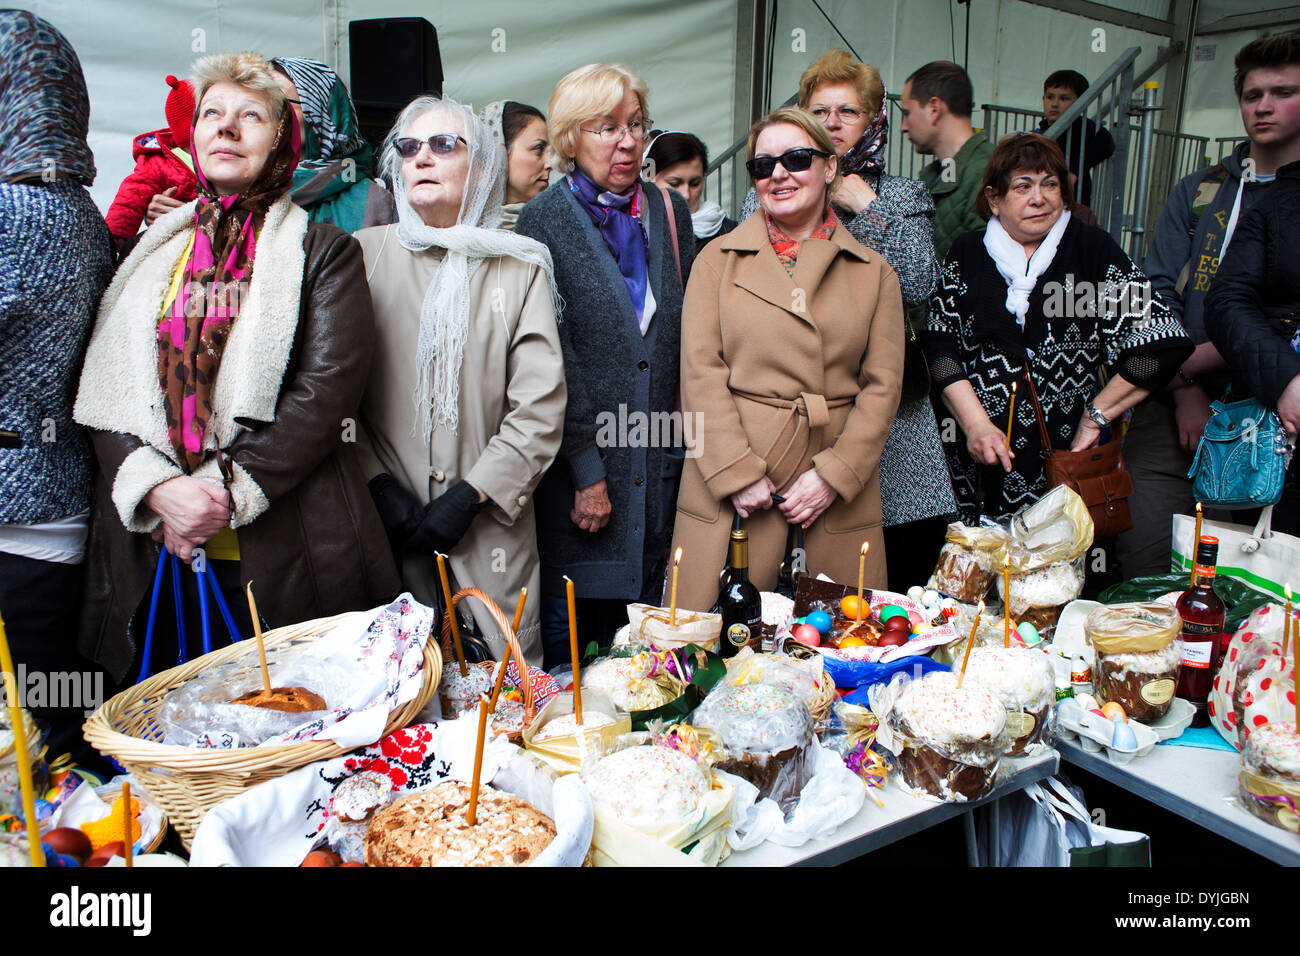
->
[899, 60, 994, 260]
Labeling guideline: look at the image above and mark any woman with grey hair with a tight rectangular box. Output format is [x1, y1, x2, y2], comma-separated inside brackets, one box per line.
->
[75, 51, 398, 680]
[354, 94, 565, 662]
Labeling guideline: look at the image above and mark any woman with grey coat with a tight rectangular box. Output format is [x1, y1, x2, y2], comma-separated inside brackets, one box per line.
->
[517, 63, 695, 667]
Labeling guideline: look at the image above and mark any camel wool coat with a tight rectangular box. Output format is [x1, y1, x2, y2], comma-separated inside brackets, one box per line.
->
[352, 225, 566, 663]
[670, 210, 904, 612]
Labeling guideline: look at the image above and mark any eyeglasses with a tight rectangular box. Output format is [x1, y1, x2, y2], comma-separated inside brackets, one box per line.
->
[393, 133, 467, 159]
[580, 119, 651, 144]
[809, 105, 865, 124]
[745, 147, 831, 180]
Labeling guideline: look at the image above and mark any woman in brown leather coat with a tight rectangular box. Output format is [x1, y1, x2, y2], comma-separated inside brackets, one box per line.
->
[74, 52, 398, 681]
[670, 107, 903, 613]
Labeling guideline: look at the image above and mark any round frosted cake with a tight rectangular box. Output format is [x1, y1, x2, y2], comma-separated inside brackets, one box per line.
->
[694, 683, 813, 813]
[364, 781, 555, 867]
[582, 745, 709, 830]
[1094, 641, 1181, 723]
[962, 646, 1055, 754]
[438, 667, 492, 720]
[894, 671, 1007, 801]
[1240, 721, 1300, 833]
[533, 710, 616, 741]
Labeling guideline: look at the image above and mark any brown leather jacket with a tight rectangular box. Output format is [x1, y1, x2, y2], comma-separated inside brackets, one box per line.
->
[77, 214, 400, 681]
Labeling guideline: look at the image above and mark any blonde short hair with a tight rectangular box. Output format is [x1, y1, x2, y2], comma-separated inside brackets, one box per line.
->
[746, 107, 842, 197]
[193, 51, 286, 120]
[798, 49, 884, 116]
[547, 63, 649, 172]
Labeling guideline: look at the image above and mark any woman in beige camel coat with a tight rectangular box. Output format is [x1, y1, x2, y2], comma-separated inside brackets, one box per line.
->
[671, 108, 903, 613]
[353, 95, 565, 663]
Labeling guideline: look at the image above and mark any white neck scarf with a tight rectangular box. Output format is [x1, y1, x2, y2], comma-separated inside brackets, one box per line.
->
[388, 96, 561, 442]
[983, 210, 1071, 329]
[691, 199, 726, 239]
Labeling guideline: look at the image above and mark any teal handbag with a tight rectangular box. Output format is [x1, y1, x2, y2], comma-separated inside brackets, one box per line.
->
[1187, 399, 1290, 508]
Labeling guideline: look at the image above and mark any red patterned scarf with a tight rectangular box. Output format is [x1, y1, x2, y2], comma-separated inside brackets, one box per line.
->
[157, 106, 301, 472]
[765, 206, 837, 276]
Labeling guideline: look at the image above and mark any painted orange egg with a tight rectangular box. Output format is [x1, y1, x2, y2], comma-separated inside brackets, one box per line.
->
[840, 595, 868, 621]
[1101, 701, 1127, 723]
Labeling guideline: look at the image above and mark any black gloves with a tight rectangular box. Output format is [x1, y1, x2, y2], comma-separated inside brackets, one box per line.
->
[367, 474, 484, 557]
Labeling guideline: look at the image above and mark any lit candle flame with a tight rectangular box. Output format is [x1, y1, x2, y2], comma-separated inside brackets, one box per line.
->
[673, 547, 683, 566]
[860, 541, 869, 556]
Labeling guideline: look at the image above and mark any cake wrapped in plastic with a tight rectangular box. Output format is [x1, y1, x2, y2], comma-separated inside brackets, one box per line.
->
[872, 671, 1008, 802]
[1213, 604, 1292, 749]
[1086, 603, 1181, 723]
[692, 682, 813, 814]
[961, 646, 1055, 754]
[582, 744, 711, 831]
[1239, 721, 1300, 833]
[438, 665, 492, 721]
[581, 653, 685, 713]
[928, 523, 1009, 603]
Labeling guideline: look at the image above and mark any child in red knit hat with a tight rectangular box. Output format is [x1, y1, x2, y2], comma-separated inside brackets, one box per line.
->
[105, 75, 200, 251]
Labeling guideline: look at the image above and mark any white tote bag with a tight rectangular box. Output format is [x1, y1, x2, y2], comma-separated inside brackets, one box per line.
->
[1171, 511, 1300, 601]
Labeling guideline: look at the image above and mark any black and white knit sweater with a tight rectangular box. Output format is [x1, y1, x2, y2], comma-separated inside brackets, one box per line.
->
[926, 216, 1193, 522]
[0, 180, 113, 524]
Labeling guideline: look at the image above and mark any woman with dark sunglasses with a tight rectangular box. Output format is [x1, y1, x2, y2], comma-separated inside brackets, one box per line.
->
[741, 49, 954, 593]
[670, 107, 903, 614]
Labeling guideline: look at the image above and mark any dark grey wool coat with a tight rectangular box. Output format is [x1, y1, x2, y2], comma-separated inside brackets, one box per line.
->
[517, 178, 695, 600]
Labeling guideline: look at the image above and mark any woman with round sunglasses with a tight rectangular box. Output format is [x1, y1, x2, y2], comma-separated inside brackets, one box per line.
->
[670, 107, 903, 613]
[741, 49, 954, 593]
[352, 95, 565, 662]
[516, 63, 695, 667]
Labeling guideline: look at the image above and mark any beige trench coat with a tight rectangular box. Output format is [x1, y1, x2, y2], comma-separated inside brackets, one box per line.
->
[353, 225, 566, 662]
[670, 211, 904, 612]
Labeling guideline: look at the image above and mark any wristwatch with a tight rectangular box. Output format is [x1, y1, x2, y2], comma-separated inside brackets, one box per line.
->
[1085, 400, 1111, 428]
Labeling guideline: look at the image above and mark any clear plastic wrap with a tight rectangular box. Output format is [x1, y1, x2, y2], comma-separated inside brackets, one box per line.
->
[870, 670, 1009, 802]
[720, 647, 823, 708]
[523, 690, 632, 775]
[960, 646, 1056, 754]
[581, 652, 686, 713]
[1086, 602, 1182, 723]
[583, 744, 712, 831]
[997, 555, 1087, 630]
[1006, 485, 1095, 570]
[321, 770, 394, 863]
[438, 665, 493, 721]
[927, 523, 1009, 603]
[1212, 603, 1291, 749]
[692, 681, 814, 815]
[0, 708, 45, 817]
[1238, 720, 1300, 833]
[156, 654, 352, 747]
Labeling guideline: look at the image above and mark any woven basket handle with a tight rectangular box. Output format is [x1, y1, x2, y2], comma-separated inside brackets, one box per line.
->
[439, 587, 535, 721]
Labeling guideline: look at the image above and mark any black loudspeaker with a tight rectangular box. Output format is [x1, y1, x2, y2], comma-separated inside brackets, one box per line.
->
[349, 17, 444, 154]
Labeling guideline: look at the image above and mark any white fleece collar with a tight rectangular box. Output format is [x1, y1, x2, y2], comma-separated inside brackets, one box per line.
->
[75, 194, 308, 458]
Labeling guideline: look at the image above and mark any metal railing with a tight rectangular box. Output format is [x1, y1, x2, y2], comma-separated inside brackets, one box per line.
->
[1217, 136, 1247, 161]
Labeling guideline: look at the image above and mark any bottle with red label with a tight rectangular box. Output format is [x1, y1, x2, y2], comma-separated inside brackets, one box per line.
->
[1176, 535, 1227, 727]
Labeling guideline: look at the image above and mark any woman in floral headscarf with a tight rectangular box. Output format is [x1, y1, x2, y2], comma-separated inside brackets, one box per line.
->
[75, 51, 398, 681]
[271, 56, 395, 232]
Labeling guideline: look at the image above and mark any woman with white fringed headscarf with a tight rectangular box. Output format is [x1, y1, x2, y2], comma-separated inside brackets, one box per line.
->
[353, 94, 566, 663]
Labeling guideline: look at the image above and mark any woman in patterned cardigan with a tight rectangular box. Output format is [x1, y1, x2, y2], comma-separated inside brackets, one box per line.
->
[926, 133, 1192, 522]
[740, 50, 953, 590]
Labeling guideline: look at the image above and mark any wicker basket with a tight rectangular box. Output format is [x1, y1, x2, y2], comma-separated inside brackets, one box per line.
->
[82, 610, 441, 849]
[439, 588, 538, 744]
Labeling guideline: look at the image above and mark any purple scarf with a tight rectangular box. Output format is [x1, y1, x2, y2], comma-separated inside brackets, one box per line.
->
[568, 168, 651, 327]
[838, 83, 890, 179]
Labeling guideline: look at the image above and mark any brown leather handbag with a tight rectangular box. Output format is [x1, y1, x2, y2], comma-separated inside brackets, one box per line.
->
[1021, 367, 1134, 538]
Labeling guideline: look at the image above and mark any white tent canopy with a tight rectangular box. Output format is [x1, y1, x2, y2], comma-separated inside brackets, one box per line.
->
[11, 0, 1295, 213]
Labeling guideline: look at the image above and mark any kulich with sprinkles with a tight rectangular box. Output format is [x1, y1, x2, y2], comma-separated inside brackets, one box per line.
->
[892, 671, 1008, 801]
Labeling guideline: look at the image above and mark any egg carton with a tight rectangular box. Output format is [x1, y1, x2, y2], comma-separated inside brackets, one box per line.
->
[1055, 698, 1158, 766]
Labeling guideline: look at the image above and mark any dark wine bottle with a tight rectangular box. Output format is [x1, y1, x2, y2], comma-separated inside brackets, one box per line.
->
[718, 529, 762, 658]
[1176, 535, 1227, 728]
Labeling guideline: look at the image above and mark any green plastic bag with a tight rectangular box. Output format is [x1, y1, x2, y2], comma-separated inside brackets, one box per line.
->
[1098, 573, 1271, 632]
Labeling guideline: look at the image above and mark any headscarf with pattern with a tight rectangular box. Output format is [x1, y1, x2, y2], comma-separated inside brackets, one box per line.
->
[271, 56, 373, 229]
[0, 10, 96, 185]
[837, 80, 890, 179]
[157, 89, 301, 472]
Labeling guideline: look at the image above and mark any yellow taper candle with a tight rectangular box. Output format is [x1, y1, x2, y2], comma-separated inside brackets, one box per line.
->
[244, 582, 273, 697]
[856, 541, 869, 619]
[0, 610, 43, 866]
[1191, 502, 1203, 586]
[669, 547, 683, 626]
[436, 552, 468, 676]
[1005, 381, 1017, 451]
[957, 601, 984, 690]
[1285, 584, 1293, 658]
[565, 575, 583, 724]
